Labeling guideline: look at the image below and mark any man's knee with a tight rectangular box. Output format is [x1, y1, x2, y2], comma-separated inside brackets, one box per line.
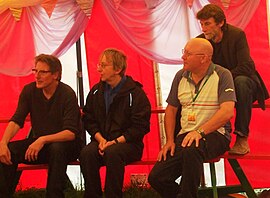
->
[104, 145, 119, 157]
[181, 146, 203, 164]
[148, 162, 166, 188]
[47, 142, 74, 162]
[148, 168, 158, 186]
[79, 143, 98, 163]
[234, 76, 256, 91]
[48, 142, 66, 154]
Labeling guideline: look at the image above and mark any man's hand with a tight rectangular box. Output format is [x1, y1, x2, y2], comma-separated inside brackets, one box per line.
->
[0, 142, 12, 165]
[98, 139, 107, 156]
[181, 131, 202, 147]
[157, 141, 175, 161]
[25, 137, 45, 162]
[99, 140, 115, 156]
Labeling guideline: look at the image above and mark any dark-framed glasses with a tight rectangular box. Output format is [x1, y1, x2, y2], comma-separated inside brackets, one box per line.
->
[97, 63, 113, 69]
[32, 68, 52, 76]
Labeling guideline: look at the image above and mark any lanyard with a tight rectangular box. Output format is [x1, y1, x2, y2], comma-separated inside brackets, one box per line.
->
[191, 75, 210, 103]
[189, 65, 215, 105]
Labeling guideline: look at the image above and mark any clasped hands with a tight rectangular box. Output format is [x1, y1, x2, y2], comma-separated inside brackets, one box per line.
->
[98, 139, 116, 156]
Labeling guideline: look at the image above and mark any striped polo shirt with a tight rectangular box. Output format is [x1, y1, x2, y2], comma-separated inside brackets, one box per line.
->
[167, 63, 236, 139]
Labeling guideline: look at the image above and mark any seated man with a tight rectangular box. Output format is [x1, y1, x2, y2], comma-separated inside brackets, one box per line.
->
[148, 38, 236, 198]
[79, 48, 151, 198]
[196, 4, 269, 154]
[0, 54, 82, 198]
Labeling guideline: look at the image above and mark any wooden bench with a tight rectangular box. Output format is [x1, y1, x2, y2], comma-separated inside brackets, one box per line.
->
[3, 102, 270, 197]
[199, 152, 270, 198]
[15, 158, 221, 196]
[15, 152, 270, 198]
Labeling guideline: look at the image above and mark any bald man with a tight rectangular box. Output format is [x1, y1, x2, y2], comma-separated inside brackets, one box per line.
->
[148, 38, 236, 198]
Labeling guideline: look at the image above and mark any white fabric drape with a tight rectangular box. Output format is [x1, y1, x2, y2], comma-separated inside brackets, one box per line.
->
[0, 0, 92, 76]
[102, 0, 260, 64]
[27, 0, 88, 56]
[0, 0, 260, 75]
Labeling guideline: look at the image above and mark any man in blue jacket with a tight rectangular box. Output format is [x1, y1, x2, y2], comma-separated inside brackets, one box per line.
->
[79, 48, 151, 198]
[196, 4, 269, 155]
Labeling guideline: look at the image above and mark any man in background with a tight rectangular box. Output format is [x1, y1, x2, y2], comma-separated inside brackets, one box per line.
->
[197, 4, 269, 155]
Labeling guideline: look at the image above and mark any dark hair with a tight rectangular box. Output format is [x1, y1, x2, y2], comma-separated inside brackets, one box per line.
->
[35, 54, 62, 81]
[100, 48, 127, 77]
[196, 4, 226, 30]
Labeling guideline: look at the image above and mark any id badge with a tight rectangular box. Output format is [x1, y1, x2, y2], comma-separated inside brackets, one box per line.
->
[187, 110, 196, 124]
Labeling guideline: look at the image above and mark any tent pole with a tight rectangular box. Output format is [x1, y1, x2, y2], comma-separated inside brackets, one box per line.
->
[153, 62, 165, 147]
[76, 38, 84, 108]
[76, 38, 86, 147]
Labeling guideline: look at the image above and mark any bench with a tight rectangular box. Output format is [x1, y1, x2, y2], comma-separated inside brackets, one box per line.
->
[15, 152, 270, 198]
[197, 152, 270, 198]
[15, 158, 221, 196]
[3, 102, 270, 197]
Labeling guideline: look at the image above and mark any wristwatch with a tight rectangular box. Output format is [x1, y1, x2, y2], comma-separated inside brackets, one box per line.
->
[196, 128, 206, 140]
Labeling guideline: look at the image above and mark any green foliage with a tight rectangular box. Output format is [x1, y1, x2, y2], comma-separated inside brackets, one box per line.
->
[14, 188, 46, 198]
[123, 184, 161, 198]
[14, 185, 161, 198]
[14, 187, 268, 198]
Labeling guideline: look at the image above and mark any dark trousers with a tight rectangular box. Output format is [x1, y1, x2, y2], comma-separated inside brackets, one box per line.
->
[148, 132, 230, 198]
[79, 141, 143, 198]
[0, 138, 80, 198]
[234, 76, 257, 137]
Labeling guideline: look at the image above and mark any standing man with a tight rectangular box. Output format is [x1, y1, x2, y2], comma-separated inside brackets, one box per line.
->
[196, 4, 269, 155]
[0, 54, 82, 198]
[79, 48, 151, 198]
[148, 38, 236, 198]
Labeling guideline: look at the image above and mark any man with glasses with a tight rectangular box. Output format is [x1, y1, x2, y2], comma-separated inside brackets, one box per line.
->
[196, 4, 269, 155]
[0, 54, 82, 198]
[79, 48, 151, 198]
[148, 38, 236, 198]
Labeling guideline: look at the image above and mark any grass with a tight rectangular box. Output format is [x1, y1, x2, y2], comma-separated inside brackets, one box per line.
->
[13, 186, 270, 198]
[14, 185, 161, 198]
[14, 189, 83, 198]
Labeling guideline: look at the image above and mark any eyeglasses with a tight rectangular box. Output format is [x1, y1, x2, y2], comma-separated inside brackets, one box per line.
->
[32, 68, 52, 76]
[97, 63, 112, 69]
[182, 49, 206, 57]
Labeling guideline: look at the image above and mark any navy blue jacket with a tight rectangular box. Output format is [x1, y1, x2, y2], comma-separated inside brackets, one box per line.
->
[83, 76, 151, 146]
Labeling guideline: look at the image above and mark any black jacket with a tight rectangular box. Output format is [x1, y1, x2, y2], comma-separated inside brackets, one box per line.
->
[83, 76, 151, 145]
[198, 24, 269, 109]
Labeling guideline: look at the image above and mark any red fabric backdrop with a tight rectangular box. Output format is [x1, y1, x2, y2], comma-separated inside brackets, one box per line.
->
[224, 0, 270, 188]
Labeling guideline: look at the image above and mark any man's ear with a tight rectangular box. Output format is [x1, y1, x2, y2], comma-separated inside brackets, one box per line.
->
[53, 72, 60, 80]
[114, 68, 122, 75]
[200, 56, 206, 64]
[218, 20, 225, 28]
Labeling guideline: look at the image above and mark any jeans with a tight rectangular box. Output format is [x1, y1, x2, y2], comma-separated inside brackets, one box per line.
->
[0, 138, 80, 198]
[234, 76, 257, 137]
[79, 141, 143, 198]
[148, 132, 230, 198]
